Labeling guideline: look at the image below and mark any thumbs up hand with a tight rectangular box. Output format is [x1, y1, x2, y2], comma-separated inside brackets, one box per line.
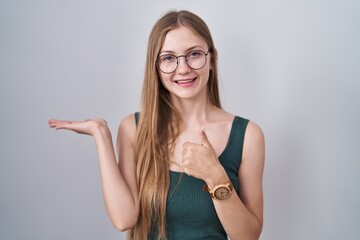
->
[181, 129, 225, 182]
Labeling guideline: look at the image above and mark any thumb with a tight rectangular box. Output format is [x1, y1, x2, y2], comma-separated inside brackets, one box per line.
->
[200, 128, 212, 149]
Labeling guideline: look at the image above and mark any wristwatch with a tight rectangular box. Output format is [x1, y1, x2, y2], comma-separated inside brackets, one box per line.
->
[203, 181, 233, 200]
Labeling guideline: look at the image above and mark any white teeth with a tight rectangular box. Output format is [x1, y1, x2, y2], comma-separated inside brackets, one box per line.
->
[177, 79, 194, 84]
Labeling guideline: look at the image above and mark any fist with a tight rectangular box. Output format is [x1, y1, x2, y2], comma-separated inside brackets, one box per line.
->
[181, 129, 220, 180]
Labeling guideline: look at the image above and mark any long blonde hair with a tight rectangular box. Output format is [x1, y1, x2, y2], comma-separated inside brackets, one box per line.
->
[131, 10, 221, 240]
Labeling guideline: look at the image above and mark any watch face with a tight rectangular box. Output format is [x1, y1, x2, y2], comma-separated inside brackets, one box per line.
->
[214, 186, 230, 200]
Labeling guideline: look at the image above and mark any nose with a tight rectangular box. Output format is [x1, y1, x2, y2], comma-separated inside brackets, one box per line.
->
[176, 56, 191, 74]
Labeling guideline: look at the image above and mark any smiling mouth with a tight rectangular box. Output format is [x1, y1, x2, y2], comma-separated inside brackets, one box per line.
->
[175, 77, 197, 84]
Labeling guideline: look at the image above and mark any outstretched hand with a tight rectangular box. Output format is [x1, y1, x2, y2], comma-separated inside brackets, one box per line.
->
[48, 119, 108, 136]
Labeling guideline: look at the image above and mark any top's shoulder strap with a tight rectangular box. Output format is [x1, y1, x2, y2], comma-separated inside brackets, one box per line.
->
[134, 112, 140, 127]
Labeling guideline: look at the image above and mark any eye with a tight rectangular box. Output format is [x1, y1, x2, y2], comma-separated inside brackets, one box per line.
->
[187, 50, 203, 59]
[160, 55, 176, 62]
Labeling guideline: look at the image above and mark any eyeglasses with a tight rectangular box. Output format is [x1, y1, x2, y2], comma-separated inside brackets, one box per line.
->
[157, 50, 210, 74]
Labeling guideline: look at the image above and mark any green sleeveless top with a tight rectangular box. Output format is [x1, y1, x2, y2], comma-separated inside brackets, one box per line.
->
[134, 113, 249, 240]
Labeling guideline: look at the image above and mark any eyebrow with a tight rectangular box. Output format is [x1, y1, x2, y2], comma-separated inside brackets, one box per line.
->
[160, 46, 205, 55]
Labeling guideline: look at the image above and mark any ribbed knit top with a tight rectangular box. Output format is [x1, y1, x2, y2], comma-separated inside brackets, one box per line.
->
[134, 113, 249, 239]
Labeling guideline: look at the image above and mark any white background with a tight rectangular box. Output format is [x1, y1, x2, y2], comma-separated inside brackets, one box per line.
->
[1, 0, 359, 239]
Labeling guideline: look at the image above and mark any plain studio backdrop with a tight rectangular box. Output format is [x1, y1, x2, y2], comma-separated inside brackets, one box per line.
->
[1, 1, 359, 239]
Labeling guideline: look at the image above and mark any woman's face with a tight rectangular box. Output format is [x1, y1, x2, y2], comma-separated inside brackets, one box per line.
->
[158, 26, 211, 101]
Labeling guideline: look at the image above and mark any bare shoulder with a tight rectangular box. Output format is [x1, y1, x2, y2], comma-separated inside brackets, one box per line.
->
[245, 121, 265, 145]
[117, 113, 137, 144]
[243, 120, 265, 165]
[119, 113, 137, 131]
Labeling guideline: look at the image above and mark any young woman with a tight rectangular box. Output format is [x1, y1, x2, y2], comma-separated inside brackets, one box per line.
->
[49, 10, 265, 240]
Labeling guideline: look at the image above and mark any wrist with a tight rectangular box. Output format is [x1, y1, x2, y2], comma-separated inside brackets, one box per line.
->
[203, 167, 233, 200]
[93, 123, 111, 139]
[204, 166, 229, 189]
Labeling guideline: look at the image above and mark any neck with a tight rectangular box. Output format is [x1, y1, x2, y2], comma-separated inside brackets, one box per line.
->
[171, 95, 216, 128]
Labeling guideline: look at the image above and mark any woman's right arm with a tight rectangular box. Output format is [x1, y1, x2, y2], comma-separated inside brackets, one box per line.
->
[48, 114, 139, 231]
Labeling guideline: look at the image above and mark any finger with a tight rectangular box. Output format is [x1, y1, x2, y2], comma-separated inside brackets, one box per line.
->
[182, 141, 192, 149]
[49, 120, 74, 130]
[53, 122, 71, 130]
[200, 129, 212, 149]
[48, 119, 61, 126]
[181, 157, 185, 166]
[49, 119, 68, 126]
[183, 167, 191, 177]
[48, 119, 63, 128]
[181, 148, 186, 157]
[182, 140, 203, 150]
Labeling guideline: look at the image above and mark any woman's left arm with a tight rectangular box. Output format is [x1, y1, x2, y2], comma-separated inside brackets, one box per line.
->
[182, 121, 265, 240]
[213, 121, 265, 240]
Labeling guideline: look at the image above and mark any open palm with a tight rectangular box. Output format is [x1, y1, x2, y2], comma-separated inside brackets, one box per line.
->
[48, 119, 108, 136]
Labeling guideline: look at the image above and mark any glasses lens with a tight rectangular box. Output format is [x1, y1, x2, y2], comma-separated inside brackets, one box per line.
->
[187, 51, 206, 70]
[158, 54, 177, 73]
